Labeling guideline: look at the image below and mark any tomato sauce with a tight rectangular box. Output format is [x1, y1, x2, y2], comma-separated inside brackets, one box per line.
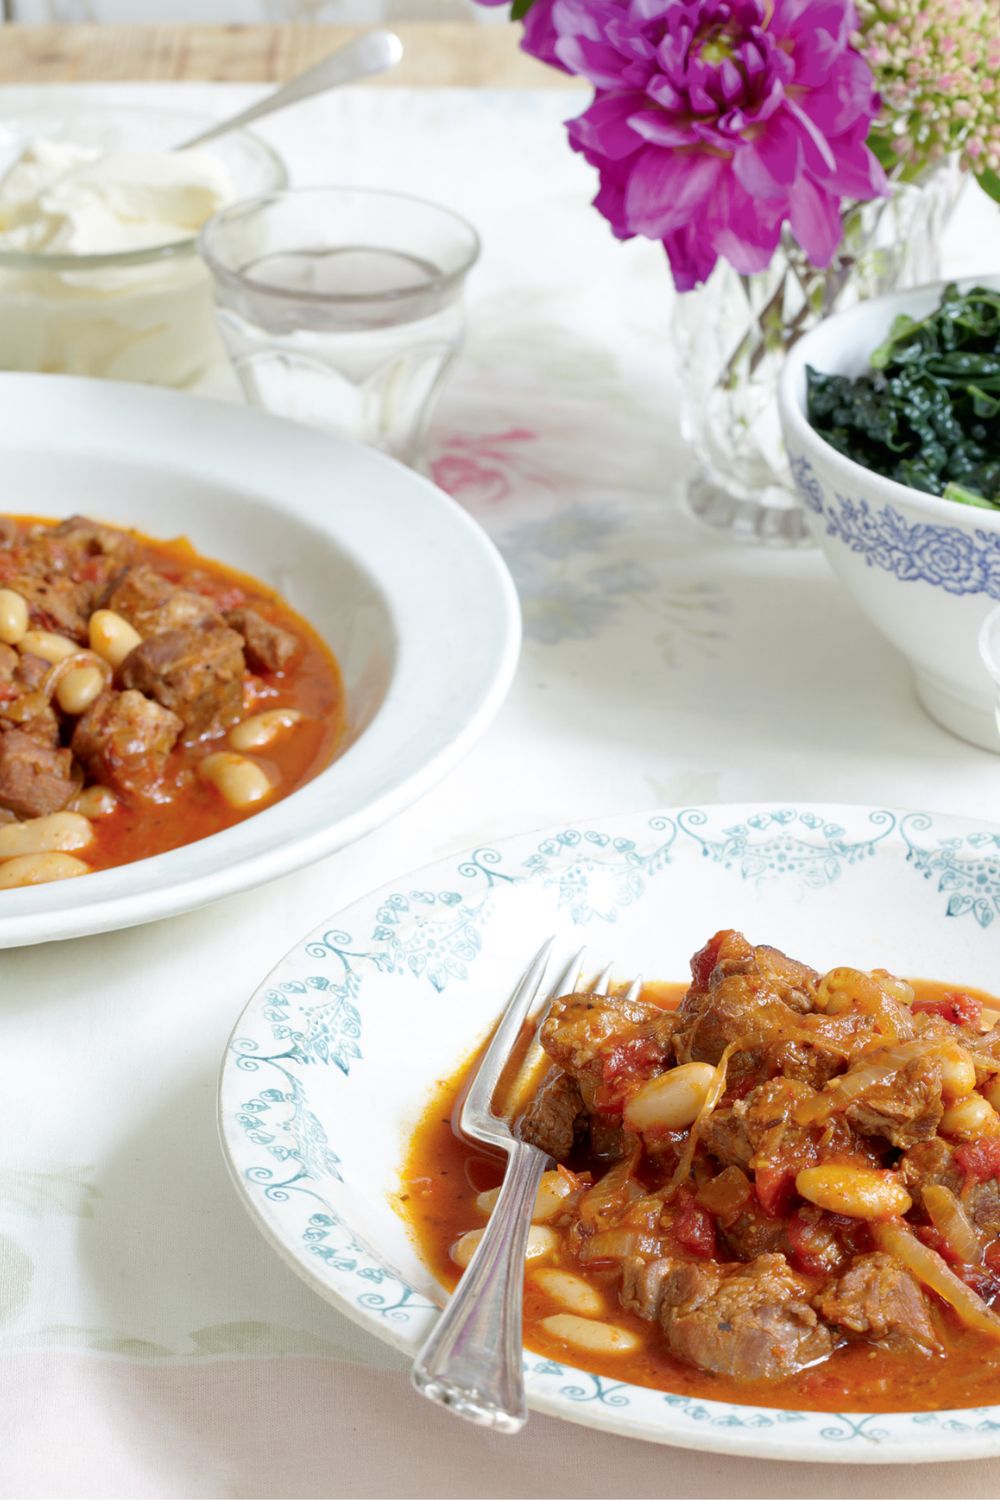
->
[397, 979, 1000, 1413]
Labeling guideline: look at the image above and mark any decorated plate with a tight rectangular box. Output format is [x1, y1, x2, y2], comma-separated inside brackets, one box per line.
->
[219, 803, 1000, 1462]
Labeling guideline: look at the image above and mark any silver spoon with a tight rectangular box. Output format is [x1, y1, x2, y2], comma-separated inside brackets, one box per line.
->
[176, 29, 403, 151]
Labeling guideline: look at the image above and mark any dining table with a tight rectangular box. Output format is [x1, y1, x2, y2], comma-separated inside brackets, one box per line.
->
[3, 20, 1000, 1500]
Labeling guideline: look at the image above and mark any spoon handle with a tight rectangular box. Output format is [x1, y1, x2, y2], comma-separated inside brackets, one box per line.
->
[178, 29, 404, 150]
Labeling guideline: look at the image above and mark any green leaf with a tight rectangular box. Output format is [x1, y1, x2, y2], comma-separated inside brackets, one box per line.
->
[511, 0, 538, 17]
[807, 284, 1000, 507]
[943, 482, 998, 509]
[977, 167, 1000, 207]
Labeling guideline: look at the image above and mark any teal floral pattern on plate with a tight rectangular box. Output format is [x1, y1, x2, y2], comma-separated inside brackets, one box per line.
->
[219, 803, 1000, 1463]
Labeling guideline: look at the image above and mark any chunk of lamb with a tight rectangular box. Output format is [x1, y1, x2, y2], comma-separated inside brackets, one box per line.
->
[673, 972, 810, 1095]
[48, 515, 136, 562]
[106, 565, 222, 636]
[5, 566, 94, 642]
[816, 1252, 940, 1355]
[226, 607, 299, 673]
[0, 728, 80, 818]
[701, 1077, 817, 1172]
[844, 1050, 944, 1149]
[541, 990, 671, 1078]
[622, 1251, 833, 1379]
[518, 1070, 586, 1160]
[72, 689, 181, 799]
[121, 625, 245, 739]
[900, 1137, 963, 1208]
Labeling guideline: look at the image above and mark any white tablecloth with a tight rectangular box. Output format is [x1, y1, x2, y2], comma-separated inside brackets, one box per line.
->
[3, 79, 1000, 1500]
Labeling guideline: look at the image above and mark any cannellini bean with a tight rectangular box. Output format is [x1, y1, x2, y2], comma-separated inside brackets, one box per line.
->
[476, 1171, 573, 1224]
[815, 967, 864, 1013]
[0, 811, 93, 858]
[88, 609, 141, 669]
[71, 786, 118, 819]
[0, 589, 27, 646]
[199, 752, 274, 810]
[940, 1095, 1000, 1140]
[795, 1164, 912, 1220]
[531, 1269, 605, 1318]
[449, 1224, 558, 1270]
[623, 1062, 716, 1133]
[19, 629, 76, 664]
[939, 1045, 978, 1101]
[229, 708, 303, 752]
[55, 661, 106, 715]
[539, 1315, 641, 1356]
[982, 1078, 1000, 1113]
[0, 852, 89, 888]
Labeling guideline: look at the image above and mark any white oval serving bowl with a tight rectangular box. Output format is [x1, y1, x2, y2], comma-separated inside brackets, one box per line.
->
[221, 801, 1000, 1464]
[0, 372, 520, 947]
[779, 275, 1000, 752]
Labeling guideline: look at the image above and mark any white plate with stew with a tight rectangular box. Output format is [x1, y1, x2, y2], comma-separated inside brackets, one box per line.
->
[220, 802, 1000, 1463]
[0, 372, 519, 947]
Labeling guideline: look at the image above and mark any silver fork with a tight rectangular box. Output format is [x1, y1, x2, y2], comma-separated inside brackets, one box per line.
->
[411, 938, 636, 1433]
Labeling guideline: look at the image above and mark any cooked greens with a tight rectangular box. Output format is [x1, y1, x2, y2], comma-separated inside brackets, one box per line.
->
[806, 284, 1000, 508]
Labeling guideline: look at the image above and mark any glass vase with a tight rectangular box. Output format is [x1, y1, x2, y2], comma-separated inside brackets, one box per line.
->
[672, 164, 963, 545]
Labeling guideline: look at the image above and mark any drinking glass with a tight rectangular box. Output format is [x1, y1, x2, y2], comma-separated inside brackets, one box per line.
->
[199, 187, 480, 466]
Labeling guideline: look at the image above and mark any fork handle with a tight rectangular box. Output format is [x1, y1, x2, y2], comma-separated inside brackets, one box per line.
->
[411, 1141, 546, 1433]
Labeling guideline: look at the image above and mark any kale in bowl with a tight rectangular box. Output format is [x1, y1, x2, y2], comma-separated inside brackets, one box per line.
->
[806, 283, 1000, 509]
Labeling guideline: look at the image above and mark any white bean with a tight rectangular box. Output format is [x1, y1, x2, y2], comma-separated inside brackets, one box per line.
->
[0, 811, 93, 858]
[531, 1269, 605, 1318]
[475, 1171, 573, 1224]
[199, 752, 274, 809]
[540, 1314, 641, 1355]
[0, 852, 89, 888]
[795, 1164, 912, 1220]
[55, 661, 106, 715]
[71, 786, 118, 819]
[939, 1045, 978, 1101]
[88, 609, 141, 669]
[623, 1062, 716, 1133]
[0, 589, 27, 645]
[19, 629, 76, 664]
[449, 1224, 558, 1270]
[940, 1095, 1000, 1140]
[229, 708, 303, 752]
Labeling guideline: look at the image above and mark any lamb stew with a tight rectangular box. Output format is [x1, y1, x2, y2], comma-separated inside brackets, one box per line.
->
[401, 930, 1000, 1411]
[0, 514, 344, 886]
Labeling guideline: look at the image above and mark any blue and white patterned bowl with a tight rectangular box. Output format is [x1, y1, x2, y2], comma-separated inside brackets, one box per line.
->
[219, 802, 1000, 1463]
[779, 276, 1000, 752]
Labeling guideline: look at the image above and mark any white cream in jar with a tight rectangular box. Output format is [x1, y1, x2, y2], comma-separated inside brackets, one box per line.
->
[0, 138, 234, 386]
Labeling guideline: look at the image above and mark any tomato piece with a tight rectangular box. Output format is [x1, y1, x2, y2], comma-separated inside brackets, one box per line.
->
[673, 1188, 717, 1259]
[754, 1161, 798, 1219]
[594, 1035, 664, 1113]
[955, 1138, 1000, 1186]
[690, 930, 728, 991]
[912, 992, 983, 1028]
[787, 1209, 847, 1276]
[75, 557, 106, 584]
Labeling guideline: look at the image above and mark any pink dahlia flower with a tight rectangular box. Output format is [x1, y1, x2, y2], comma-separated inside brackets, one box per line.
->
[522, 0, 889, 289]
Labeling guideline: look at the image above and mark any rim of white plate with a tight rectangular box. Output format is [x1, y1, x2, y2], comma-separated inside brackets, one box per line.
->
[218, 801, 1000, 1464]
[0, 373, 521, 947]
